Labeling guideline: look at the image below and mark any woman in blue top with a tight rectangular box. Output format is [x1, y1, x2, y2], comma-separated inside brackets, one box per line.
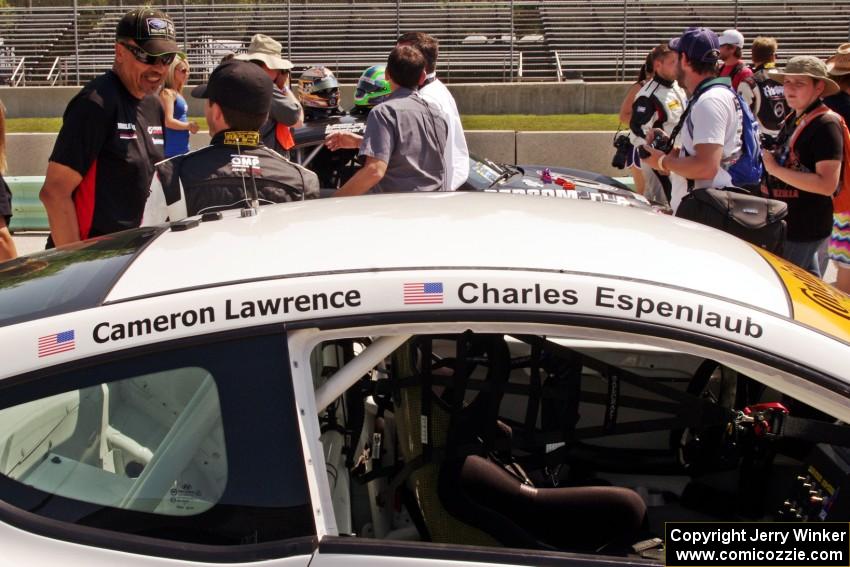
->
[159, 56, 199, 158]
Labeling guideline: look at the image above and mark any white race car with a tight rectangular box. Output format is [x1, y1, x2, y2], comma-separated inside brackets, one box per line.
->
[0, 192, 848, 566]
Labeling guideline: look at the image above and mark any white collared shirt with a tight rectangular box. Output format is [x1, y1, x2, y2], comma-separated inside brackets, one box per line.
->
[419, 74, 470, 190]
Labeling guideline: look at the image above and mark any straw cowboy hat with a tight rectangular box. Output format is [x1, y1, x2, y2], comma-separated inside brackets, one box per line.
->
[826, 43, 850, 77]
[769, 55, 840, 96]
[235, 34, 293, 71]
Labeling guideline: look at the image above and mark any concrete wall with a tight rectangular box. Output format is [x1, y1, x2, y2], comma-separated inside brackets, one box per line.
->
[6, 130, 621, 178]
[1, 82, 632, 118]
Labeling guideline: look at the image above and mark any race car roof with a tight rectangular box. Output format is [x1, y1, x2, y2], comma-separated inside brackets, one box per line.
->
[106, 192, 791, 315]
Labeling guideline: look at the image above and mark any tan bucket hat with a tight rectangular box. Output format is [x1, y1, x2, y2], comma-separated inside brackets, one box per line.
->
[235, 33, 293, 71]
[769, 55, 840, 96]
[826, 43, 850, 77]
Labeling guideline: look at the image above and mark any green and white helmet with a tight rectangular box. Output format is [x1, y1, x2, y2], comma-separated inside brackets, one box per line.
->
[354, 65, 392, 108]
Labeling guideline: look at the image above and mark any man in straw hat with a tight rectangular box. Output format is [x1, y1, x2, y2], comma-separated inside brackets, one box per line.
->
[824, 44, 850, 293]
[762, 55, 843, 277]
[825, 44, 850, 123]
[236, 34, 303, 155]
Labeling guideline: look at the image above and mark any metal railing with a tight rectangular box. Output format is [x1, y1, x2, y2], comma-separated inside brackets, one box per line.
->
[10, 57, 26, 86]
[45, 56, 66, 86]
[554, 50, 563, 82]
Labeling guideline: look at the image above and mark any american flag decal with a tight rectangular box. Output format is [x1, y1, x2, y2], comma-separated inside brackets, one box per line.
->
[38, 330, 76, 357]
[403, 282, 444, 304]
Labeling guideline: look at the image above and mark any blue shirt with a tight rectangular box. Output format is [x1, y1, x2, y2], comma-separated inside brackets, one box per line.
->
[164, 93, 189, 158]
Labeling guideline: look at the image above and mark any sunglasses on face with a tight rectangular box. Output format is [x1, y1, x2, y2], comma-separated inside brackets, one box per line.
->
[120, 42, 176, 66]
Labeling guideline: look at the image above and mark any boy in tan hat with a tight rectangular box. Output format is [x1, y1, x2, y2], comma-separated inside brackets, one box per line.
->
[762, 56, 843, 277]
[824, 44, 850, 292]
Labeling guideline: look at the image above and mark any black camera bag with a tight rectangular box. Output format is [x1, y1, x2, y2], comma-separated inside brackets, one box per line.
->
[675, 187, 787, 254]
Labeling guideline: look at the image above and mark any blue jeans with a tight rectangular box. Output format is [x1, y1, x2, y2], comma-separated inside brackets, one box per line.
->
[782, 238, 828, 278]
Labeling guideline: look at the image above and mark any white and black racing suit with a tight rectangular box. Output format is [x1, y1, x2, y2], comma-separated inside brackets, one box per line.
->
[629, 76, 688, 206]
[142, 129, 320, 225]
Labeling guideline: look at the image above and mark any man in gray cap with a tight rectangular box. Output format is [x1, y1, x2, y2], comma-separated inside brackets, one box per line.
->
[142, 60, 318, 224]
[41, 7, 181, 246]
[236, 34, 303, 154]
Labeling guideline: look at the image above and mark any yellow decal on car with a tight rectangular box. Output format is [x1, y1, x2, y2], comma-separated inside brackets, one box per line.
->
[756, 248, 850, 343]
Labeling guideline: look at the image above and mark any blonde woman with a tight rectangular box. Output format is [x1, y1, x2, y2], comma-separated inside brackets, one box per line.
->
[159, 55, 198, 157]
[0, 99, 17, 260]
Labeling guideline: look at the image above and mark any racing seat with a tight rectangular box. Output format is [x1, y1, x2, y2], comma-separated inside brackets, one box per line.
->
[392, 339, 499, 546]
[428, 333, 648, 553]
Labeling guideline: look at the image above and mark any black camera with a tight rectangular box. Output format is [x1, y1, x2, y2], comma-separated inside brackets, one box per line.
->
[637, 133, 673, 159]
[611, 134, 633, 169]
[760, 133, 780, 151]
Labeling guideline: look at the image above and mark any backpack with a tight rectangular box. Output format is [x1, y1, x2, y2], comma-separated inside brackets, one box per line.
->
[682, 80, 763, 188]
[746, 68, 789, 134]
[788, 105, 850, 213]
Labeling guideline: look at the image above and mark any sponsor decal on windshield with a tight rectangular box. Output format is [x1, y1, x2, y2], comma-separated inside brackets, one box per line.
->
[756, 249, 850, 344]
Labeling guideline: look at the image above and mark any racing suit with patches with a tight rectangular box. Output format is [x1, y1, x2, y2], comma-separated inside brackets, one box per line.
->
[629, 76, 687, 206]
[141, 129, 319, 225]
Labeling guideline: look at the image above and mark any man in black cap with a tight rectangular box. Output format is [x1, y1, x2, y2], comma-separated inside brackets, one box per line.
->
[40, 7, 180, 246]
[141, 60, 318, 224]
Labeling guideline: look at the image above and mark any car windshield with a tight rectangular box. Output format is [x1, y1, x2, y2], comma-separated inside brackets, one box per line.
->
[0, 227, 162, 327]
[466, 156, 512, 190]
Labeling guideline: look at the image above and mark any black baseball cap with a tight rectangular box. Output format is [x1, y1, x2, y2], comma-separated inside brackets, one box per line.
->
[116, 8, 178, 56]
[191, 60, 272, 114]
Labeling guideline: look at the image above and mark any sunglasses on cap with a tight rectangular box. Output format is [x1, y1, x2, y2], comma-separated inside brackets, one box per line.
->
[120, 42, 176, 66]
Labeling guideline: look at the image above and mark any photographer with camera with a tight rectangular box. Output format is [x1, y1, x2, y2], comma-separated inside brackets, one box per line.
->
[761, 56, 844, 277]
[641, 28, 743, 215]
[613, 51, 654, 195]
[629, 43, 687, 206]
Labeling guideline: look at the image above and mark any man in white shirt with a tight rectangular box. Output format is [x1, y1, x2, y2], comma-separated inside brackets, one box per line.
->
[642, 27, 742, 213]
[397, 31, 470, 190]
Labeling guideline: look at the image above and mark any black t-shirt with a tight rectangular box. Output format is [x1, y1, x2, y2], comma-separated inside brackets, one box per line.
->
[49, 70, 164, 239]
[0, 175, 12, 225]
[767, 101, 843, 241]
[825, 91, 850, 125]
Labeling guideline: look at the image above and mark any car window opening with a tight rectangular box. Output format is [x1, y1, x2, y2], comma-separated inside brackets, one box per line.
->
[311, 331, 850, 558]
[0, 334, 315, 551]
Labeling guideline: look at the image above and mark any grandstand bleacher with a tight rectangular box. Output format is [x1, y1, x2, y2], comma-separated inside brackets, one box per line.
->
[0, 1, 848, 86]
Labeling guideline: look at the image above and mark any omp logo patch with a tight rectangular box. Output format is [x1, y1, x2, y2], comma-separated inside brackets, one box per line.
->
[230, 154, 261, 175]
